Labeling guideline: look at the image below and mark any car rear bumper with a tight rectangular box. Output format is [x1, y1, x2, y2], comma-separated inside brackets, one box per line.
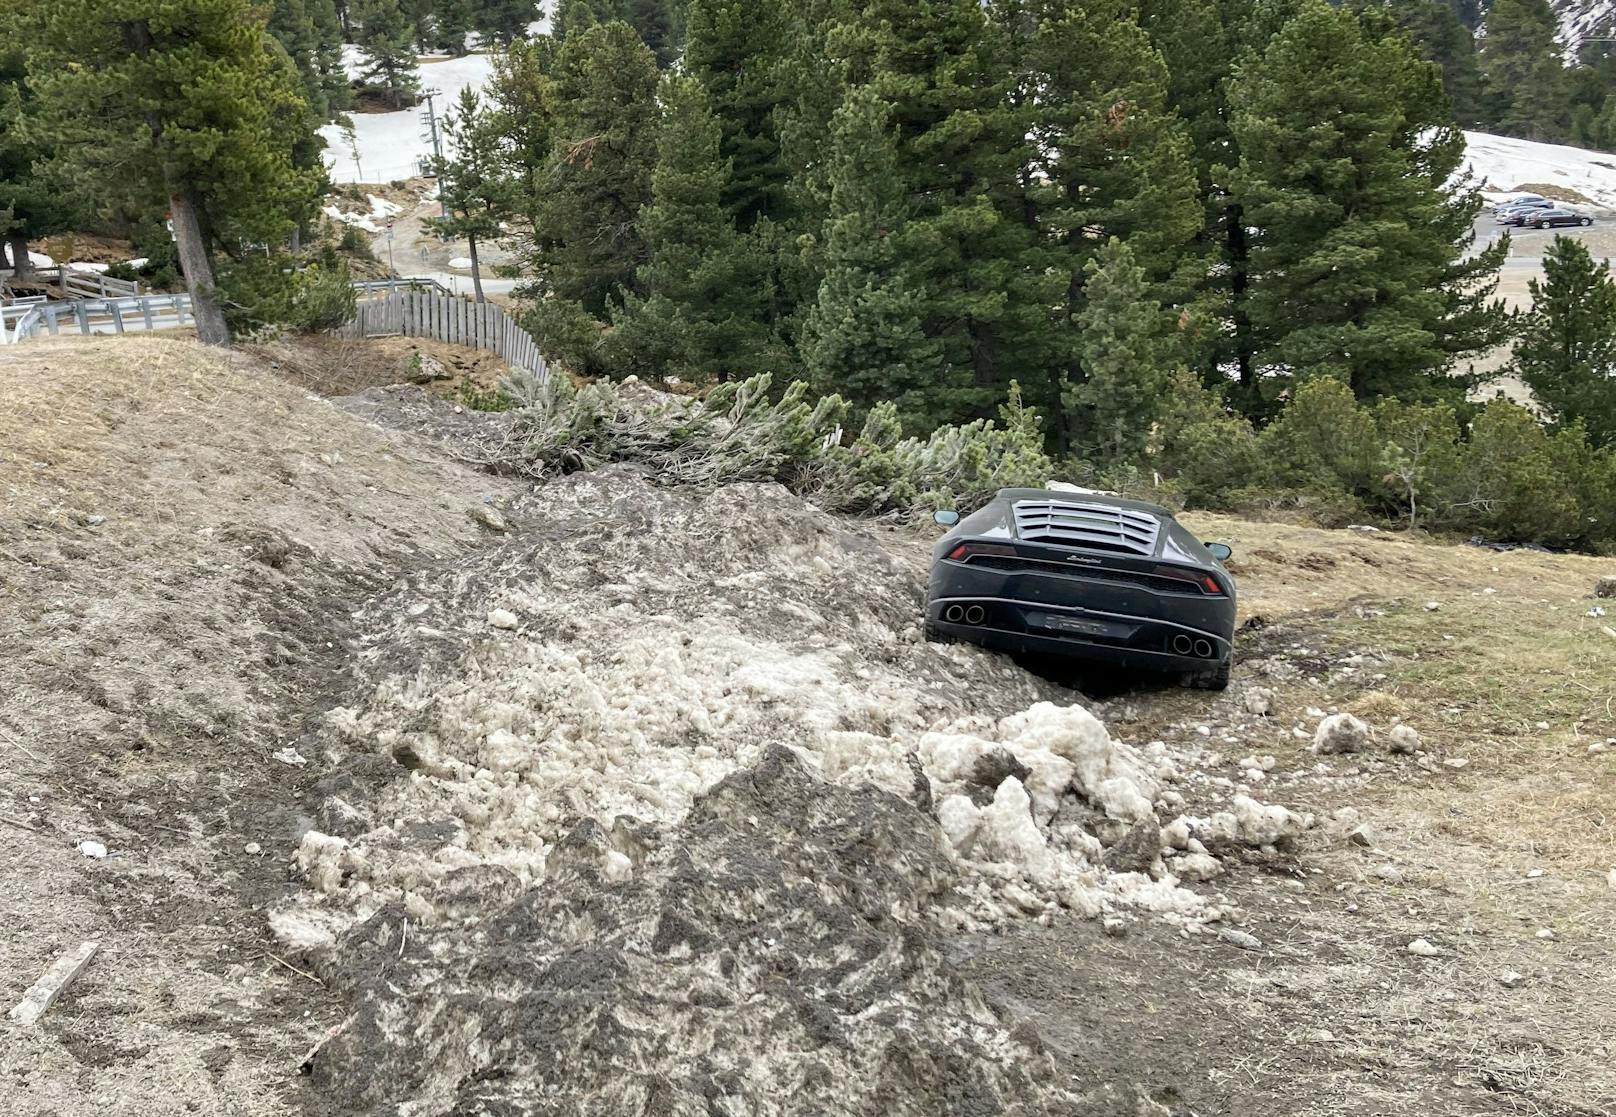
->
[926, 594, 1232, 674]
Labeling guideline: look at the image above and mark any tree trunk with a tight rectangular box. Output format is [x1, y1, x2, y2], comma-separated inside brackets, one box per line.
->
[468, 233, 485, 303]
[0, 235, 10, 272]
[9, 232, 33, 280]
[169, 189, 230, 346]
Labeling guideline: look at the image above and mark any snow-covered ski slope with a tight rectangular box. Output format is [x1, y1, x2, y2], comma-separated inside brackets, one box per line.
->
[320, 52, 495, 184]
[320, 18, 547, 185]
[1462, 130, 1616, 209]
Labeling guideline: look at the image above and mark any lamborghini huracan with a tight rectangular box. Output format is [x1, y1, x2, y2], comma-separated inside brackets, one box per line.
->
[926, 489, 1238, 689]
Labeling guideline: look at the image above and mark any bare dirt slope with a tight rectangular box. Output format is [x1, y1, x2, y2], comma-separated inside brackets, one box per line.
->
[3, 336, 1613, 1116]
[0, 336, 521, 1116]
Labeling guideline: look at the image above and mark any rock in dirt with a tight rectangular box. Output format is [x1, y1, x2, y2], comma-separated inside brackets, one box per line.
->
[1171, 851, 1223, 882]
[76, 840, 107, 859]
[1103, 820, 1163, 874]
[486, 607, 519, 630]
[405, 353, 452, 384]
[1406, 938, 1441, 957]
[1313, 712, 1371, 754]
[1387, 724, 1421, 754]
[8, 942, 99, 1026]
[1498, 970, 1525, 988]
[1595, 576, 1616, 599]
[1219, 928, 1263, 951]
[1348, 824, 1377, 848]
[469, 504, 508, 532]
[298, 747, 1084, 1115]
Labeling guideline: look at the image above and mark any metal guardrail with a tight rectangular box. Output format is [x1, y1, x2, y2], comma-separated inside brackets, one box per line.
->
[2, 293, 192, 344]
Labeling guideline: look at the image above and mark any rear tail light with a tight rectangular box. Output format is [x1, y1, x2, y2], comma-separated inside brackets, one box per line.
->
[1152, 565, 1226, 596]
[947, 542, 1019, 562]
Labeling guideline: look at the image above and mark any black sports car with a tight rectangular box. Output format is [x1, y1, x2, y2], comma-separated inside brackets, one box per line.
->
[926, 489, 1238, 689]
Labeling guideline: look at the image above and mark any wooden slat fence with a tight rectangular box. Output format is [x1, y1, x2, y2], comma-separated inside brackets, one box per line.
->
[57, 266, 141, 300]
[335, 291, 548, 380]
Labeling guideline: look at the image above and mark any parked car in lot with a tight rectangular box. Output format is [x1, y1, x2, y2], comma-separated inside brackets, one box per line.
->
[926, 490, 1237, 689]
[1493, 194, 1548, 215]
[1496, 200, 1554, 223]
[1518, 207, 1593, 229]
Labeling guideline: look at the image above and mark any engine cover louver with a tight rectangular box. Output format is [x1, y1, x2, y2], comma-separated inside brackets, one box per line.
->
[1012, 499, 1161, 555]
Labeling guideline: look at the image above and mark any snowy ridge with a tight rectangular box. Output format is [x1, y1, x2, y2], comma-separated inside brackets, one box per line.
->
[1462, 129, 1616, 207]
[1554, 0, 1616, 55]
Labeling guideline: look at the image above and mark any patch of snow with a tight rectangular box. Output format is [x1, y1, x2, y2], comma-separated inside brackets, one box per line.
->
[1462, 130, 1616, 209]
[446, 256, 474, 270]
[66, 261, 110, 274]
[320, 53, 496, 183]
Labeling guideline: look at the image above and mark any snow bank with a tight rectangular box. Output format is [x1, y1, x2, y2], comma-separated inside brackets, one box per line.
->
[277, 468, 1310, 956]
[271, 463, 1319, 1115]
[322, 193, 404, 234]
[1463, 130, 1616, 209]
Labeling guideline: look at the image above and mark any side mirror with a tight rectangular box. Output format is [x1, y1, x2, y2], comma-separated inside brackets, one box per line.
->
[1205, 542, 1233, 561]
[933, 509, 961, 527]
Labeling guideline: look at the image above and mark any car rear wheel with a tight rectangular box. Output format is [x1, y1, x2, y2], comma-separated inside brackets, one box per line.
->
[1537, 220, 1549, 228]
[1583, 217, 1593, 226]
[1183, 660, 1231, 691]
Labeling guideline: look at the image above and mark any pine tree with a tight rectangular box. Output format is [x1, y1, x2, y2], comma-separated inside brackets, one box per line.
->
[1016, 0, 1202, 446]
[1366, 0, 1488, 127]
[0, 37, 82, 279]
[554, 0, 682, 65]
[1135, 0, 1300, 398]
[486, 35, 559, 234]
[1512, 235, 1616, 447]
[684, 0, 792, 229]
[801, 83, 941, 418]
[1479, 0, 1569, 141]
[466, 0, 540, 44]
[429, 88, 516, 302]
[1226, 0, 1507, 402]
[30, 0, 322, 344]
[612, 75, 782, 382]
[831, 0, 1029, 421]
[520, 20, 660, 375]
[1066, 238, 1183, 463]
[352, 0, 422, 109]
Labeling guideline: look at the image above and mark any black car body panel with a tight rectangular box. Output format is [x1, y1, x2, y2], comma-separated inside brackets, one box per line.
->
[926, 489, 1237, 683]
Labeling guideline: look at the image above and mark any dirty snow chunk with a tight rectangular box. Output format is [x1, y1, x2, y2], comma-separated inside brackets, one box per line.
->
[1444, 757, 1470, 770]
[1606, 867, 1616, 891]
[1497, 970, 1525, 988]
[268, 908, 343, 952]
[295, 831, 353, 894]
[76, 840, 107, 859]
[1313, 712, 1371, 754]
[1171, 852, 1223, 882]
[272, 747, 308, 766]
[1160, 817, 1192, 851]
[447, 256, 474, 269]
[936, 794, 982, 856]
[487, 607, 519, 629]
[482, 728, 529, 773]
[1536, 928, 1556, 940]
[1199, 794, 1311, 847]
[995, 701, 1158, 822]
[975, 778, 1058, 883]
[1424, 601, 1442, 611]
[603, 850, 632, 882]
[1219, 929, 1262, 950]
[1387, 724, 1421, 754]
[1406, 938, 1441, 957]
[1243, 687, 1275, 716]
